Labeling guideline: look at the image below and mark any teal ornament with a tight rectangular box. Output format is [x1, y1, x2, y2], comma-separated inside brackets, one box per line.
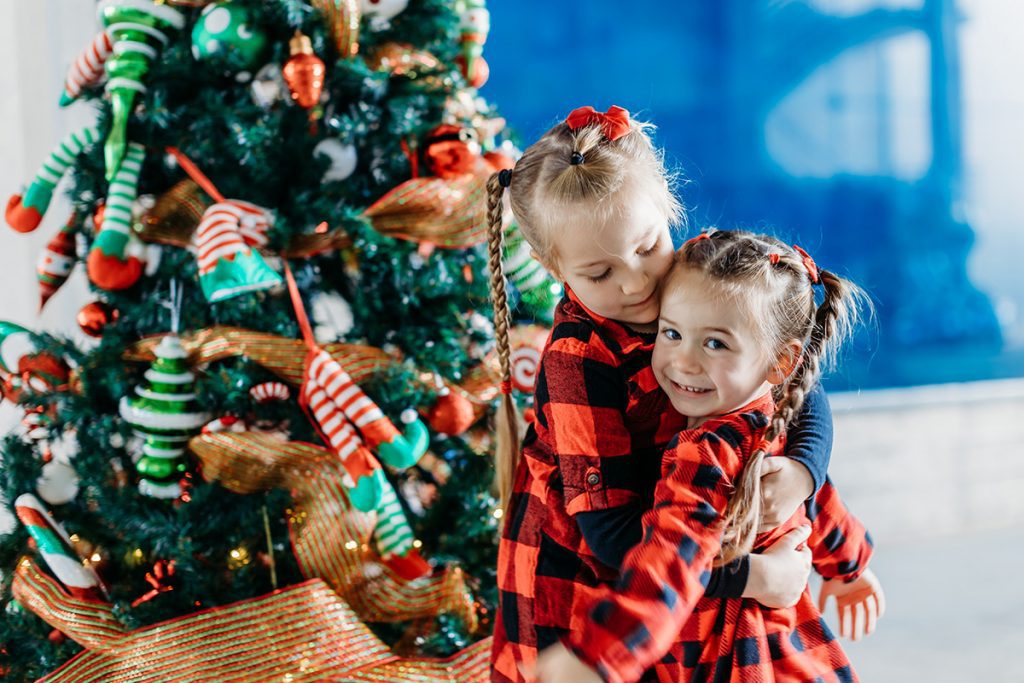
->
[191, 1, 267, 74]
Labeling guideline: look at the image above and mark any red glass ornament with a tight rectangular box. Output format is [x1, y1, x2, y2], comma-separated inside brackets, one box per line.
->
[426, 391, 476, 436]
[77, 301, 119, 337]
[283, 32, 325, 110]
[424, 124, 477, 178]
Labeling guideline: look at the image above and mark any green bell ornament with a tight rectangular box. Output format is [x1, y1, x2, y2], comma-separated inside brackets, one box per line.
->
[119, 335, 210, 499]
[191, 1, 268, 76]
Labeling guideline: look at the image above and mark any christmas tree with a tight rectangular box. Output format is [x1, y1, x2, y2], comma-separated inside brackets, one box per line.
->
[0, 1, 558, 680]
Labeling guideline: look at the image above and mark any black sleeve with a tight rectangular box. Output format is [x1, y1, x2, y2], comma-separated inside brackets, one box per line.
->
[577, 505, 749, 597]
[782, 382, 833, 495]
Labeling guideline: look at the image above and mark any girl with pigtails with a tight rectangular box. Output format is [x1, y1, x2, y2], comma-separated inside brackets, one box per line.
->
[485, 106, 881, 682]
[529, 231, 885, 683]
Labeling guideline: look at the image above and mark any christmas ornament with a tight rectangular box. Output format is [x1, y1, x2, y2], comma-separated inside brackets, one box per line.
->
[282, 31, 326, 111]
[359, 0, 408, 24]
[311, 0, 360, 59]
[201, 415, 249, 434]
[98, 0, 185, 179]
[0, 320, 70, 404]
[508, 324, 549, 393]
[130, 559, 175, 607]
[285, 266, 430, 575]
[190, 0, 268, 74]
[504, 222, 560, 318]
[86, 142, 148, 290]
[313, 138, 358, 182]
[426, 390, 476, 436]
[119, 335, 211, 498]
[249, 62, 286, 109]
[310, 289, 354, 341]
[249, 381, 289, 403]
[6, 125, 101, 233]
[59, 29, 114, 106]
[362, 167, 490, 247]
[424, 123, 480, 178]
[195, 200, 281, 302]
[37, 216, 78, 310]
[366, 42, 442, 78]
[455, 0, 490, 88]
[35, 460, 80, 506]
[76, 301, 119, 338]
[14, 493, 105, 600]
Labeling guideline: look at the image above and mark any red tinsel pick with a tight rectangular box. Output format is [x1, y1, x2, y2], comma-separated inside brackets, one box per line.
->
[130, 559, 176, 607]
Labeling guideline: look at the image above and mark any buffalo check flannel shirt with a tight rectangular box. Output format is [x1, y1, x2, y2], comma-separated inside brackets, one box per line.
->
[566, 393, 874, 683]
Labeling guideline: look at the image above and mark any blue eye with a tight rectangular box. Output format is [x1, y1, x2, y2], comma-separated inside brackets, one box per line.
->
[661, 328, 681, 341]
[705, 338, 728, 350]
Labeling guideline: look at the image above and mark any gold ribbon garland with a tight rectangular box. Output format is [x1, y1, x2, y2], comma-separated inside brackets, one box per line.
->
[15, 562, 490, 682]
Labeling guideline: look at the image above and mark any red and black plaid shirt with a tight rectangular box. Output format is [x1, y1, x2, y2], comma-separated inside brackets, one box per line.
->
[491, 290, 685, 682]
[566, 393, 874, 683]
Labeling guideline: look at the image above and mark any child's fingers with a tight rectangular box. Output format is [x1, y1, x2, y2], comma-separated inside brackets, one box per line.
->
[817, 587, 828, 613]
[839, 603, 851, 639]
[875, 587, 887, 619]
[864, 594, 878, 636]
[850, 601, 860, 641]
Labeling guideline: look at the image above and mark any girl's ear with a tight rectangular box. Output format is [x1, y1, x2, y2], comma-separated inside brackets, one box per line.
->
[767, 340, 803, 385]
[530, 248, 561, 281]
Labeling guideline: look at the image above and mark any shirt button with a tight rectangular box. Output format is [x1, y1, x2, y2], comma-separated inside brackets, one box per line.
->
[586, 473, 601, 486]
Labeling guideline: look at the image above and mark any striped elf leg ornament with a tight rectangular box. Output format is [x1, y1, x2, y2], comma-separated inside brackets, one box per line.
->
[195, 200, 282, 302]
[59, 29, 115, 106]
[165, 147, 282, 302]
[87, 142, 148, 290]
[5, 125, 101, 233]
[285, 264, 429, 579]
[98, 0, 185, 179]
[14, 493, 108, 600]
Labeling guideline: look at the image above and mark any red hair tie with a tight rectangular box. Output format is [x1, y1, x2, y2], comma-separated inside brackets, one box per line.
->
[684, 232, 710, 249]
[500, 379, 513, 395]
[768, 253, 781, 265]
[792, 245, 820, 284]
[565, 105, 631, 141]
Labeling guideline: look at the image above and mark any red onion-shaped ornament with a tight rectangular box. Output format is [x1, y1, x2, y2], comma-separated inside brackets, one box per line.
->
[282, 31, 325, 110]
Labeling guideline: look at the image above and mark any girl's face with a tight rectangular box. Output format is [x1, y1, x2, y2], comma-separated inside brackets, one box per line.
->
[652, 268, 792, 427]
[546, 197, 674, 329]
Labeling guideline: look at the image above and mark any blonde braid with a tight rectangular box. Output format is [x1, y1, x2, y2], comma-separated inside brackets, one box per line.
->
[486, 172, 520, 511]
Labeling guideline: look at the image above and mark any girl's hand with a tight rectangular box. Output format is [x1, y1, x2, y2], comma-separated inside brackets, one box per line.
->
[759, 457, 814, 531]
[743, 525, 812, 608]
[524, 642, 602, 683]
[818, 568, 886, 640]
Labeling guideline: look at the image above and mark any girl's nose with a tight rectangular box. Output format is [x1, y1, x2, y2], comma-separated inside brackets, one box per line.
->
[620, 267, 648, 296]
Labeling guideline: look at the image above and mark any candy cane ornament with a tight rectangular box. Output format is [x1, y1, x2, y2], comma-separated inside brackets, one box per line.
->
[6, 125, 101, 233]
[14, 493, 108, 600]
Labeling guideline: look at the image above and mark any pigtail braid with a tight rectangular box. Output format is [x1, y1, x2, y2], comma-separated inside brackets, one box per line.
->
[486, 172, 521, 512]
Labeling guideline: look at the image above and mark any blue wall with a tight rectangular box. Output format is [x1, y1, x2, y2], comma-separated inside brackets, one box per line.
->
[482, 0, 1024, 390]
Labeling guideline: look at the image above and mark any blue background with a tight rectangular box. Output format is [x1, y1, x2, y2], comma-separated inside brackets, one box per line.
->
[480, 0, 1024, 390]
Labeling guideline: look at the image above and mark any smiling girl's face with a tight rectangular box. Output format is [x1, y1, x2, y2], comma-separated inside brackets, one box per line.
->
[545, 195, 675, 331]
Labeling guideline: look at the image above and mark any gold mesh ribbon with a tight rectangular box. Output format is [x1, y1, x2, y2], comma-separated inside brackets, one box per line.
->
[124, 327, 501, 405]
[282, 225, 354, 258]
[20, 566, 491, 682]
[311, 0, 360, 59]
[361, 167, 490, 248]
[136, 179, 210, 247]
[190, 431, 477, 628]
[365, 43, 443, 77]
[12, 560, 127, 649]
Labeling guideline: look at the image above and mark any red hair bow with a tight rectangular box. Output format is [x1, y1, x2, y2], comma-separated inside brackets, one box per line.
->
[792, 245, 820, 284]
[565, 105, 631, 141]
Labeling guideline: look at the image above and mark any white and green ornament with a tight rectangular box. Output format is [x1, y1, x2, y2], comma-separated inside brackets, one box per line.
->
[313, 138, 358, 182]
[359, 0, 408, 26]
[191, 1, 268, 75]
[119, 335, 210, 499]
